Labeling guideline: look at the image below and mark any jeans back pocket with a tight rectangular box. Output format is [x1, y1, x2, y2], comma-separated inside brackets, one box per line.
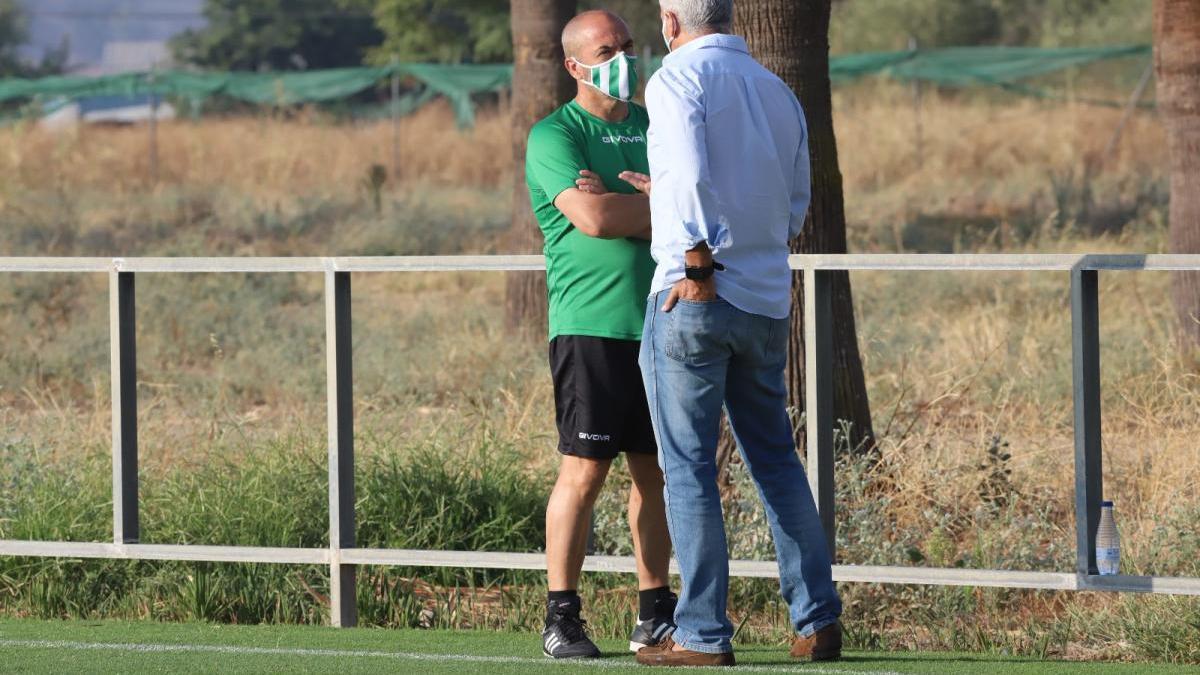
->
[664, 300, 728, 366]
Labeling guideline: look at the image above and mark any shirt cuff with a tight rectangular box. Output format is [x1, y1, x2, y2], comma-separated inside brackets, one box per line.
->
[682, 222, 731, 255]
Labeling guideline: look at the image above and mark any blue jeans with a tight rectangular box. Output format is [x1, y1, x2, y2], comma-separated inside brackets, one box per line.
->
[638, 291, 842, 654]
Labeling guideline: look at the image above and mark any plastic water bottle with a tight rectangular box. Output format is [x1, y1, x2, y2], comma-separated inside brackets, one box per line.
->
[1095, 500, 1120, 575]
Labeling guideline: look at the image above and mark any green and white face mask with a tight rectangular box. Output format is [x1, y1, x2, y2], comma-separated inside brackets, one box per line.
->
[572, 52, 639, 102]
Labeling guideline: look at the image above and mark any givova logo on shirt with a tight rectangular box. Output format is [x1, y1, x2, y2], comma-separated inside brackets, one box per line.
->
[599, 133, 645, 145]
[579, 432, 612, 442]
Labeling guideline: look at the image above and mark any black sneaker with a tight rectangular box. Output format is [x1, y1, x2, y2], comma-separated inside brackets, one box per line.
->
[628, 593, 677, 652]
[542, 597, 601, 659]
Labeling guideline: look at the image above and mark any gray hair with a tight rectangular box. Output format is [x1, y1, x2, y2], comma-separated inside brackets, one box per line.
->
[660, 0, 734, 33]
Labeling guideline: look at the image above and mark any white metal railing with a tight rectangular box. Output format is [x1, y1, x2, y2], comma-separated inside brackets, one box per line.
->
[2, 254, 1199, 627]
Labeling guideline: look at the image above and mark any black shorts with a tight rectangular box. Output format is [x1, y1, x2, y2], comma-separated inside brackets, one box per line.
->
[549, 335, 657, 460]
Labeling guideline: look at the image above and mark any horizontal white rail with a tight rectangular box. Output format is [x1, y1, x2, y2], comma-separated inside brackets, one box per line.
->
[1, 253, 1199, 274]
[3, 540, 1197, 595]
[0, 540, 328, 564]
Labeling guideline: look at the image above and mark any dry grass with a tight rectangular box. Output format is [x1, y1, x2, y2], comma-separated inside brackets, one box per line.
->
[0, 100, 511, 202]
[834, 84, 1165, 238]
[0, 88, 1165, 234]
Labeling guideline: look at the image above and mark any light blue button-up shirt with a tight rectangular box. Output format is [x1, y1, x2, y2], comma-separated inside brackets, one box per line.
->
[645, 33, 810, 320]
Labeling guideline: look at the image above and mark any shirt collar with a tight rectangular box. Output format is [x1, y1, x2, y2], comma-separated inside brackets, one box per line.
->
[664, 33, 750, 63]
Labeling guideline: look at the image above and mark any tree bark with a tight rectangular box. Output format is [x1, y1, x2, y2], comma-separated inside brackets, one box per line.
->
[506, 0, 576, 336]
[1154, 0, 1200, 351]
[735, 0, 875, 453]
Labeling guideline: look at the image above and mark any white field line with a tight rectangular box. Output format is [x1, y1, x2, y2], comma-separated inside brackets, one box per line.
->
[0, 638, 906, 675]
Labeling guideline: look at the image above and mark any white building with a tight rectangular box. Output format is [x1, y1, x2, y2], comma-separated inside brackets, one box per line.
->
[41, 40, 176, 129]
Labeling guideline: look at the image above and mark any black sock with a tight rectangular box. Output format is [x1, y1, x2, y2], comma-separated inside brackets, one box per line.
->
[547, 589, 578, 613]
[638, 586, 673, 621]
[547, 589, 579, 623]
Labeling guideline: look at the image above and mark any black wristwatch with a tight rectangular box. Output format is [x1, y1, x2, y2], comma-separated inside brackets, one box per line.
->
[684, 261, 725, 281]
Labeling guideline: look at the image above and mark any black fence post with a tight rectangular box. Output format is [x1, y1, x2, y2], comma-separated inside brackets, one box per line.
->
[110, 271, 139, 544]
[326, 269, 357, 626]
[1071, 267, 1103, 576]
[804, 267, 836, 560]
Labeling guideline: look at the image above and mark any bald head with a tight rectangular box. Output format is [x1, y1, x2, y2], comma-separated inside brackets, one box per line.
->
[562, 10, 633, 62]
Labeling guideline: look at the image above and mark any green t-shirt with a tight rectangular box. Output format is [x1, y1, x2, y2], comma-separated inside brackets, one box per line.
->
[525, 100, 655, 342]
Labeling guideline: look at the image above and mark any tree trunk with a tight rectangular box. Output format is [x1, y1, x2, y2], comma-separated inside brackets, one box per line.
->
[506, 0, 576, 336]
[1154, 0, 1200, 352]
[735, 0, 875, 454]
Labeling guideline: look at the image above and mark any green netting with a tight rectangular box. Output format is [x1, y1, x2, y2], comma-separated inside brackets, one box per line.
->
[649, 45, 1149, 87]
[398, 63, 512, 126]
[829, 50, 916, 83]
[883, 45, 1151, 86]
[0, 63, 512, 127]
[0, 45, 1150, 128]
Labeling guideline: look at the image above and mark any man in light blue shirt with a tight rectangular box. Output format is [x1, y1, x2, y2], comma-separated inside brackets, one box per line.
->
[627, 0, 843, 667]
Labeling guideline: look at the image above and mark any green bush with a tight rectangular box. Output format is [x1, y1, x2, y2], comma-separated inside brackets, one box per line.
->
[0, 433, 548, 626]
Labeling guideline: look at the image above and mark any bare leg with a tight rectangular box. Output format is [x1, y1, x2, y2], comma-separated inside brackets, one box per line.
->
[546, 455, 613, 591]
[626, 453, 671, 591]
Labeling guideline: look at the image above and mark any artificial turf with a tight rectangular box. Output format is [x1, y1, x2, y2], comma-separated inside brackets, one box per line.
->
[0, 619, 1188, 674]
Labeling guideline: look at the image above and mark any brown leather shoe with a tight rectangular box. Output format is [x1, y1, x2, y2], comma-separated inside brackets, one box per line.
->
[790, 622, 843, 661]
[635, 637, 735, 667]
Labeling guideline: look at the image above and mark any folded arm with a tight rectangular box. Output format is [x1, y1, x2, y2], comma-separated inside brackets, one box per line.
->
[554, 188, 651, 240]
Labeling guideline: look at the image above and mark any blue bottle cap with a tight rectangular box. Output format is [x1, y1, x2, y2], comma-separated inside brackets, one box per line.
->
[1101, 500, 1114, 507]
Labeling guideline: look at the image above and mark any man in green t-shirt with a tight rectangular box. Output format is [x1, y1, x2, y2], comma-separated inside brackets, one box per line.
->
[525, 9, 675, 660]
